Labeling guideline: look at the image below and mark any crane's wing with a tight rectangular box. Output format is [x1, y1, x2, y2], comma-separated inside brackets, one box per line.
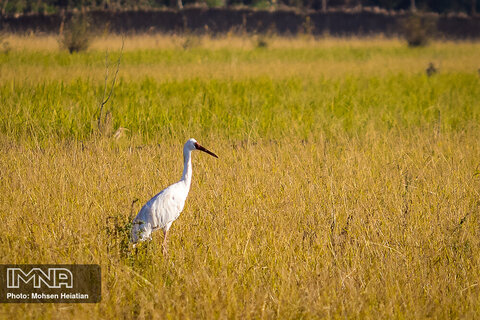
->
[131, 183, 187, 243]
[148, 184, 186, 228]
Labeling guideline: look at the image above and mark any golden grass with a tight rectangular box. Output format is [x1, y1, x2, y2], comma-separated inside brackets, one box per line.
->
[3, 34, 404, 51]
[1, 34, 480, 84]
[1, 34, 480, 318]
[1, 129, 479, 318]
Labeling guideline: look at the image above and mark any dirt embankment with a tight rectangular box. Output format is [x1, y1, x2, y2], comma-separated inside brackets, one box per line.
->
[1, 8, 480, 39]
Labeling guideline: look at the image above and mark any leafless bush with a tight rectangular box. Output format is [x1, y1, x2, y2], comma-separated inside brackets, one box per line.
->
[254, 34, 269, 48]
[0, 32, 11, 54]
[401, 14, 438, 47]
[59, 13, 93, 53]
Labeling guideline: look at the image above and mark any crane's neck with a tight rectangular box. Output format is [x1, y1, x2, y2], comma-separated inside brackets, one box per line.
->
[181, 149, 193, 188]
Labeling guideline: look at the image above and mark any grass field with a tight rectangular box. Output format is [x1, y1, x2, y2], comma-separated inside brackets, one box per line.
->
[1, 34, 480, 318]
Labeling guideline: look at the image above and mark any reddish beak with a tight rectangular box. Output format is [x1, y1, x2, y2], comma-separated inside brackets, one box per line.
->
[194, 142, 218, 158]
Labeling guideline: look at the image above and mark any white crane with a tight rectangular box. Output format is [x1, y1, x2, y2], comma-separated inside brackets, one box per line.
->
[131, 138, 218, 254]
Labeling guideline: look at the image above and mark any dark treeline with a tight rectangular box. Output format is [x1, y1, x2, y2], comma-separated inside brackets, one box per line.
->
[0, 0, 478, 15]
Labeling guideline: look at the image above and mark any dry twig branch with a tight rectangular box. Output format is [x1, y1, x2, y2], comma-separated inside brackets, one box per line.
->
[97, 36, 124, 132]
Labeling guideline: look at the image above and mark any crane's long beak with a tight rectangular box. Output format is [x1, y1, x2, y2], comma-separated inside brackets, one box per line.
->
[195, 143, 218, 158]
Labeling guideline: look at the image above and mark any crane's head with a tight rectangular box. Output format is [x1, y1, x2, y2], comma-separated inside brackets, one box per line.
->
[185, 138, 218, 158]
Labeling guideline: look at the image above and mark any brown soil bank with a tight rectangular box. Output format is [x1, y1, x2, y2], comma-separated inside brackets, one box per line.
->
[1, 8, 480, 39]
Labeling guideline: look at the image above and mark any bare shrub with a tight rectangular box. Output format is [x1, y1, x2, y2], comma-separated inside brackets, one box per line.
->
[59, 13, 93, 53]
[255, 34, 269, 48]
[400, 14, 437, 47]
[181, 35, 201, 50]
[0, 32, 11, 54]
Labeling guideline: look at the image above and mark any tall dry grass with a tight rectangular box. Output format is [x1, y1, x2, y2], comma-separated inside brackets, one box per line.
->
[0, 35, 480, 318]
[1, 131, 479, 318]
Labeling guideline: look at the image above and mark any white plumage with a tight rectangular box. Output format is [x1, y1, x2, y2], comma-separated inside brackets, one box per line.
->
[131, 138, 218, 254]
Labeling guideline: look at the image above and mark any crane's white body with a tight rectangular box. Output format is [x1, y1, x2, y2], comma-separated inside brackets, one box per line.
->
[131, 138, 216, 250]
[131, 149, 192, 243]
